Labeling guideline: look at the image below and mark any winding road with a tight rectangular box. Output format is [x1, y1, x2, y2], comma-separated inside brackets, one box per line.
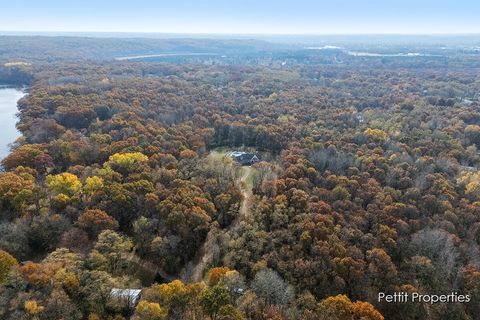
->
[180, 164, 254, 282]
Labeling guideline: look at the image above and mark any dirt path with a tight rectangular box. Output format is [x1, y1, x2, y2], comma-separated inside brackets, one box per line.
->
[234, 166, 253, 230]
[128, 252, 176, 284]
[180, 164, 254, 283]
[179, 227, 217, 283]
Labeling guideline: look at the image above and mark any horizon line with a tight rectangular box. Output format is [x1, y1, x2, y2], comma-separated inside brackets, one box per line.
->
[1, 30, 480, 37]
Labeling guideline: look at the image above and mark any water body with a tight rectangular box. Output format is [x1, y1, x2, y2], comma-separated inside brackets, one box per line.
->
[115, 52, 218, 61]
[305, 45, 343, 50]
[345, 51, 442, 57]
[0, 86, 26, 160]
[305, 46, 443, 57]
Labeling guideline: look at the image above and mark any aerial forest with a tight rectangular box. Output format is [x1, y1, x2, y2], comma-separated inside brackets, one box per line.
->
[0, 36, 480, 320]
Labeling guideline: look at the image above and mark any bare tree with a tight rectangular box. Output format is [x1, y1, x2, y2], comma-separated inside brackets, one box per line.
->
[251, 268, 294, 307]
[410, 228, 459, 280]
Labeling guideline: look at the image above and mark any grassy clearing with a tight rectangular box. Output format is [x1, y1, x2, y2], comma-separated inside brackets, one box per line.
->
[241, 166, 255, 190]
[208, 148, 256, 190]
[207, 149, 226, 162]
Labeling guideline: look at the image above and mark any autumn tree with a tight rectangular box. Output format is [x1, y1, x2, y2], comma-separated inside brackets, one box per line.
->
[318, 294, 384, 320]
[0, 249, 18, 284]
[46, 172, 82, 197]
[0, 169, 35, 214]
[107, 152, 148, 174]
[76, 209, 119, 239]
[200, 286, 231, 320]
[133, 301, 166, 320]
[90, 230, 132, 274]
[208, 267, 232, 286]
[141, 280, 204, 319]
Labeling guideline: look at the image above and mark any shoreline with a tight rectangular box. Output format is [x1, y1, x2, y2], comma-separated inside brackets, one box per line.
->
[0, 86, 27, 160]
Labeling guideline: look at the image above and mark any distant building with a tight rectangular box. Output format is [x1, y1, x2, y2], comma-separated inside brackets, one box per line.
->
[226, 151, 260, 165]
[110, 288, 142, 309]
[233, 287, 245, 295]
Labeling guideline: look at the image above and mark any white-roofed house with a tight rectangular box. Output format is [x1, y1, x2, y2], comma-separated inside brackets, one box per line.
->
[110, 288, 142, 309]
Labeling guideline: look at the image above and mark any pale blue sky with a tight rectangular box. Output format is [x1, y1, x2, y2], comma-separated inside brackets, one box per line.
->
[0, 0, 479, 34]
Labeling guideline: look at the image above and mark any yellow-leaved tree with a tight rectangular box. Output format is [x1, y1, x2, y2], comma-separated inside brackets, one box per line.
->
[0, 249, 18, 284]
[108, 152, 148, 171]
[84, 176, 104, 196]
[133, 301, 167, 320]
[457, 171, 480, 200]
[364, 128, 389, 142]
[24, 300, 45, 316]
[45, 172, 82, 197]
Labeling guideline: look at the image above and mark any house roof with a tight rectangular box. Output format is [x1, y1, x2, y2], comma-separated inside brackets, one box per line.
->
[226, 151, 247, 157]
[226, 151, 260, 164]
[110, 288, 142, 304]
[236, 153, 256, 160]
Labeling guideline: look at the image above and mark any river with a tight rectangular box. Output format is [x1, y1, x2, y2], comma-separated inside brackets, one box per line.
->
[0, 86, 26, 160]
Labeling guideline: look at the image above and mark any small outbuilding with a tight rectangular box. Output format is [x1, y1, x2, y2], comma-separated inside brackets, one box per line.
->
[110, 288, 142, 309]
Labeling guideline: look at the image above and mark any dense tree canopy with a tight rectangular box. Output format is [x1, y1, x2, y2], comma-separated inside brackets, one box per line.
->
[1, 36, 480, 319]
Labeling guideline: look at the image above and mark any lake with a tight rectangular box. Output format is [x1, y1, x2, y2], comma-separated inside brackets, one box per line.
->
[0, 86, 26, 160]
[305, 46, 443, 57]
[115, 52, 218, 60]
